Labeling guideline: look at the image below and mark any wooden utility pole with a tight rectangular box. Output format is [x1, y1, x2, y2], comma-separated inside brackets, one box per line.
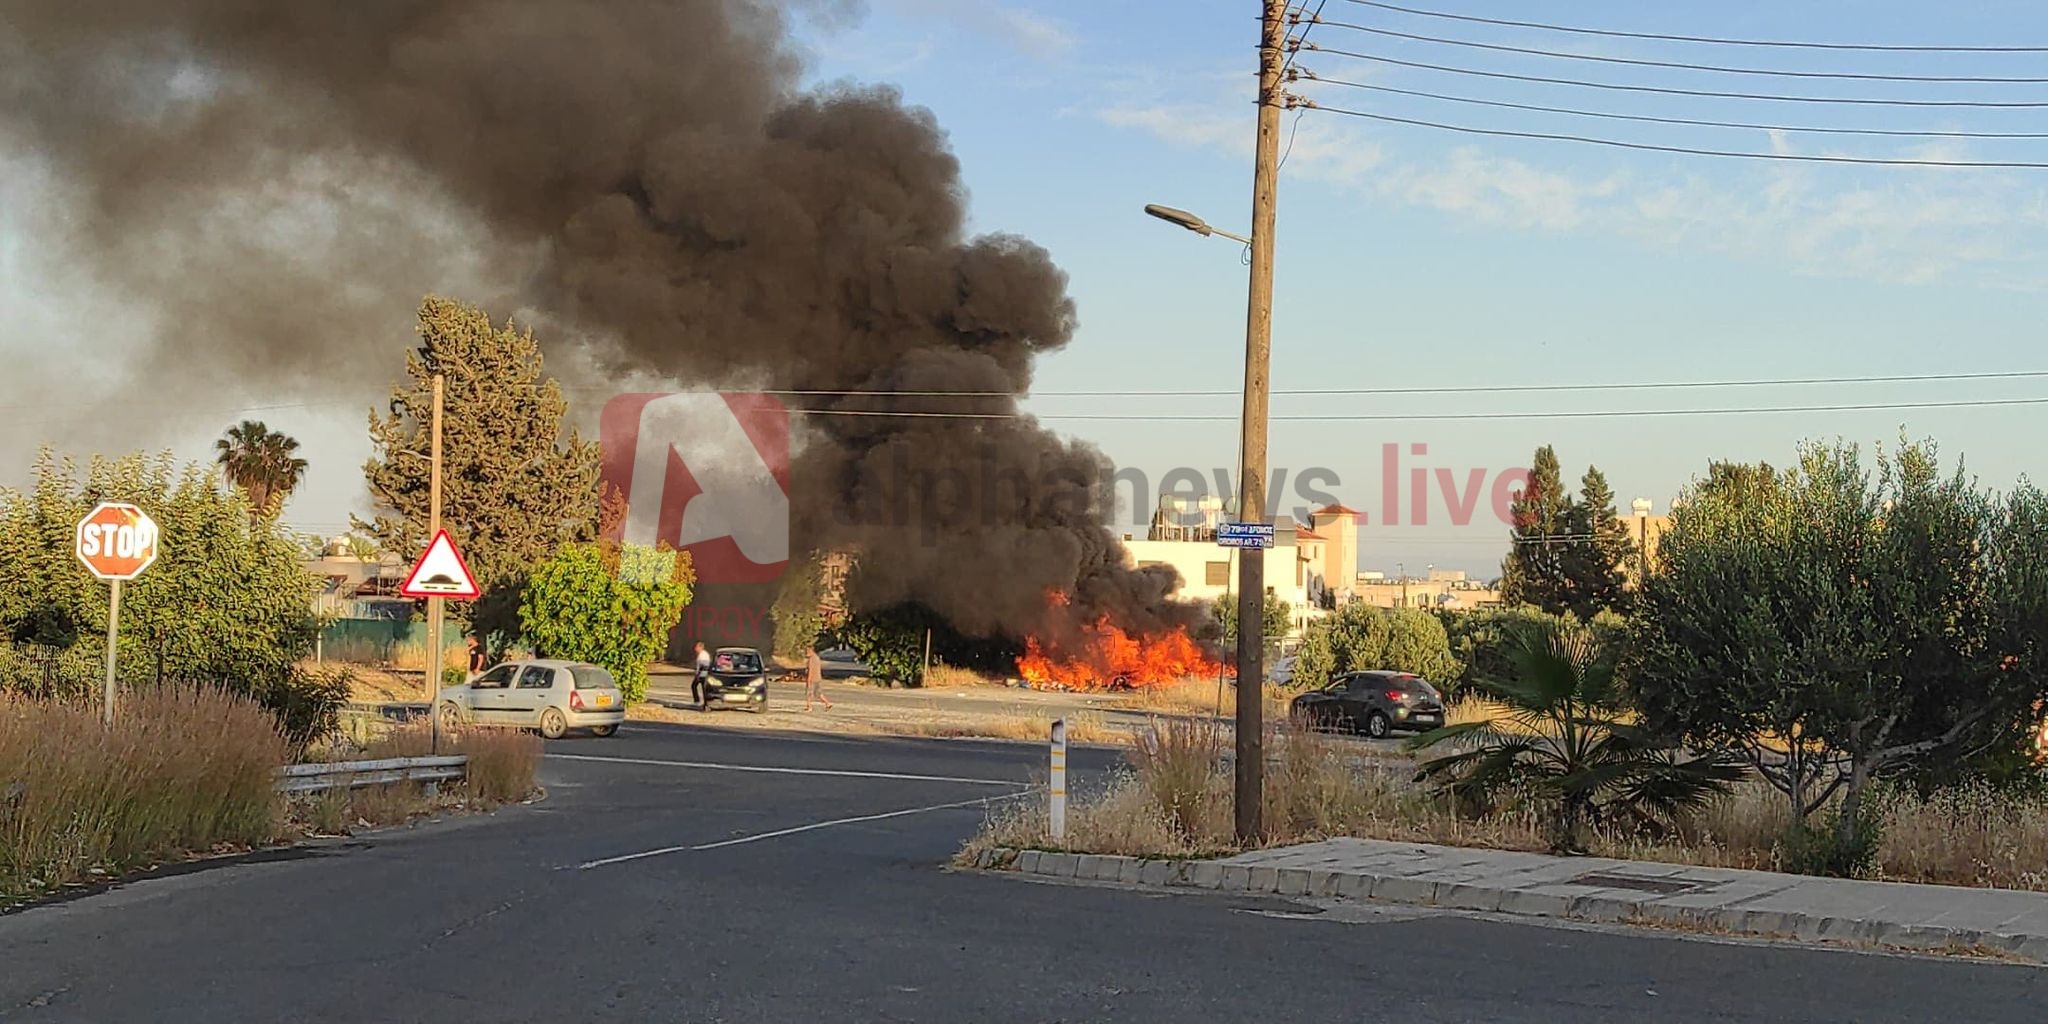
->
[427, 373, 445, 754]
[1233, 0, 1288, 845]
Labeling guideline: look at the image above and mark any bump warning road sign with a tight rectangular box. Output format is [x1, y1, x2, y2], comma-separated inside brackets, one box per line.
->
[400, 530, 480, 599]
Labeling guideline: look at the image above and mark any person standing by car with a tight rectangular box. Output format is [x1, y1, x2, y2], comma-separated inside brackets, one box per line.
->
[692, 641, 712, 707]
[804, 646, 833, 712]
[465, 635, 487, 682]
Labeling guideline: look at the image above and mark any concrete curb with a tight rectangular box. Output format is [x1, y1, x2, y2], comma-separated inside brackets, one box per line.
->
[970, 846, 2048, 963]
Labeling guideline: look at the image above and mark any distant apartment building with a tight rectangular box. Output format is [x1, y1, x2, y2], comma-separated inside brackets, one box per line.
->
[1354, 567, 1502, 611]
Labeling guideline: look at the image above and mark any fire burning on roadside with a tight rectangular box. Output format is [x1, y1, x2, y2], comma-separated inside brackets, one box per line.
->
[1017, 615, 1229, 692]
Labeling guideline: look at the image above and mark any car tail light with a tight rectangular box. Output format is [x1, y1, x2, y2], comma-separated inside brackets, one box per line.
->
[1385, 689, 1405, 701]
[569, 690, 584, 711]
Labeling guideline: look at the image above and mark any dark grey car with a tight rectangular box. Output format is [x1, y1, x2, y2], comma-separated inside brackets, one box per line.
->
[1290, 670, 1446, 739]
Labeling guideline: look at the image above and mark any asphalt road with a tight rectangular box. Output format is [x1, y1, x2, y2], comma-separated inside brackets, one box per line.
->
[2, 725, 2042, 1023]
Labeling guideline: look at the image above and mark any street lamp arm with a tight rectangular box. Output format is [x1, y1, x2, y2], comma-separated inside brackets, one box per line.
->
[1144, 203, 1252, 247]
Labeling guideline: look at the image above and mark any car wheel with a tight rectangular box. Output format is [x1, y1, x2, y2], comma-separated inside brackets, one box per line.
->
[437, 702, 464, 732]
[589, 723, 619, 738]
[539, 708, 568, 740]
[1364, 711, 1392, 739]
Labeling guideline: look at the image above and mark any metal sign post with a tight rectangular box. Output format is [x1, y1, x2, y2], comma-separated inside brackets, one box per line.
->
[74, 502, 160, 725]
[1049, 718, 1068, 843]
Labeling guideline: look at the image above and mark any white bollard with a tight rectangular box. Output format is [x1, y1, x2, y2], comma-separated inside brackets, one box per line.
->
[1049, 717, 1068, 842]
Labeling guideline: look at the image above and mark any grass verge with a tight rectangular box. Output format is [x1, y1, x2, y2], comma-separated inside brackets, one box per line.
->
[0, 688, 288, 903]
[961, 718, 2048, 891]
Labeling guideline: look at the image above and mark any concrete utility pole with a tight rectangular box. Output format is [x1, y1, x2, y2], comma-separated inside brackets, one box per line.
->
[427, 373, 445, 754]
[1232, 0, 1289, 846]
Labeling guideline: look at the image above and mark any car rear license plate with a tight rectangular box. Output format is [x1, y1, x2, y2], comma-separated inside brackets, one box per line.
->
[596, 694, 613, 707]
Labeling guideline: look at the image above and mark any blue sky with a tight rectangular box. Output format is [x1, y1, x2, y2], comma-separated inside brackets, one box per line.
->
[787, 0, 2048, 574]
[5, 1, 2044, 577]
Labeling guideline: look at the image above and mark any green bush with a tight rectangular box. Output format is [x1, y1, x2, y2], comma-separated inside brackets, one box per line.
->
[1295, 603, 1458, 691]
[0, 451, 338, 743]
[259, 665, 353, 752]
[518, 541, 693, 702]
[1782, 808, 1883, 879]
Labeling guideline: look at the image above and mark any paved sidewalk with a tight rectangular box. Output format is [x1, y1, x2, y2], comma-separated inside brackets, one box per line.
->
[973, 837, 2048, 962]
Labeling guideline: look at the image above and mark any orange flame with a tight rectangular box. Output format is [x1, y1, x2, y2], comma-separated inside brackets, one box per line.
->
[1016, 616, 1226, 691]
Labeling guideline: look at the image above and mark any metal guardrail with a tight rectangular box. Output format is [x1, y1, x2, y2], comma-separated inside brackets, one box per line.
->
[277, 755, 469, 794]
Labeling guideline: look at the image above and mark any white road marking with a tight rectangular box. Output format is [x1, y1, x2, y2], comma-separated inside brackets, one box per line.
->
[546, 751, 1022, 787]
[575, 792, 1030, 869]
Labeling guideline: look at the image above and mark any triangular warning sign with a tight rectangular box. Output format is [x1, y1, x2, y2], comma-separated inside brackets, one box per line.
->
[400, 530, 481, 599]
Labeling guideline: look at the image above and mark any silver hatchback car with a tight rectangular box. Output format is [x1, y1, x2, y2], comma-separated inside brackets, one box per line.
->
[438, 659, 626, 739]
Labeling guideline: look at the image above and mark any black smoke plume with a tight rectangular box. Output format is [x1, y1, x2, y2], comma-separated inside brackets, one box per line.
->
[0, 0, 1207, 646]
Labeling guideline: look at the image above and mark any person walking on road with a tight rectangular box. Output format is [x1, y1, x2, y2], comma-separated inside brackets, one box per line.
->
[804, 646, 833, 712]
[692, 641, 712, 708]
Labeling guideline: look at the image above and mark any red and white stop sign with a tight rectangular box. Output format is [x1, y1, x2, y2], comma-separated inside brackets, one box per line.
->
[75, 502, 161, 581]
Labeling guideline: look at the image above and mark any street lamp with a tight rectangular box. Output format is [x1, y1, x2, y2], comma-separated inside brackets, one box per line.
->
[1144, 195, 1270, 844]
[1144, 204, 1253, 246]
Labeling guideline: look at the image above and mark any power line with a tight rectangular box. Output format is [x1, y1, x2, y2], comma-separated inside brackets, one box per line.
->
[1313, 18, 2048, 83]
[790, 396, 2048, 422]
[1277, 0, 1332, 174]
[1292, 73, 2048, 140]
[71, 368, 2048, 421]
[1302, 100, 2048, 168]
[1335, 0, 2048, 54]
[1304, 44, 2048, 108]
[651, 368, 2048, 399]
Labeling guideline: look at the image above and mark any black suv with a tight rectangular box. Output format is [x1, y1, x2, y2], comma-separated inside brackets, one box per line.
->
[1290, 670, 1446, 739]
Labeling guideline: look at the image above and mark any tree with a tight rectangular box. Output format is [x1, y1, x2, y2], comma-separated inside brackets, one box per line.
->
[1500, 445, 1573, 614]
[0, 449, 344, 746]
[769, 555, 828, 662]
[837, 604, 935, 685]
[213, 420, 307, 523]
[360, 296, 599, 641]
[518, 541, 694, 703]
[1560, 466, 1631, 619]
[1212, 589, 1292, 652]
[1294, 603, 1458, 690]
[1412, 618, 1743, 852]
[1632, 439, 2048, 855]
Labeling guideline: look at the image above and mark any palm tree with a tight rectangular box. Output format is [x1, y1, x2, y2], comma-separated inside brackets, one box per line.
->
[214, 420, 309, 523]
[1409, 617, 1742, 853]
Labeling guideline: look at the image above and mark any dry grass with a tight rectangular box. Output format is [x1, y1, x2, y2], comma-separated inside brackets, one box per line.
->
[1123, 676, 1228, 716]
[960, 718, 1550, 865]
[362, 724, 543, 806]
[283, 723, 542, 836]
[901, 710, 1123, 745]
[0, 688, 289, 902]
[1122, 677, 1292, 725]
[337, 666, 422, 704]
[921, 664, 992, 688]
[963, 720, 2048, 892]
[388, 638, 470, 674]
[1869, 784, 2048, 890]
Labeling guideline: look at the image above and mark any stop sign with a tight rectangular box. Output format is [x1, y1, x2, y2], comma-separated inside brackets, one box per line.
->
[75, 502, 160, 581]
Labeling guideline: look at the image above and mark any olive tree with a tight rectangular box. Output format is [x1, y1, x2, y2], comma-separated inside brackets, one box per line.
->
[1632, 440, 2048, 852]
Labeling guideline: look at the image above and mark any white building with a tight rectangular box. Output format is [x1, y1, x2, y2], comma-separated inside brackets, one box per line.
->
[1120, 497, 1333, 639]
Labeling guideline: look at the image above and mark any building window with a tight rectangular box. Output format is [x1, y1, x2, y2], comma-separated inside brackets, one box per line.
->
[1205, 561, 1229, 586]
